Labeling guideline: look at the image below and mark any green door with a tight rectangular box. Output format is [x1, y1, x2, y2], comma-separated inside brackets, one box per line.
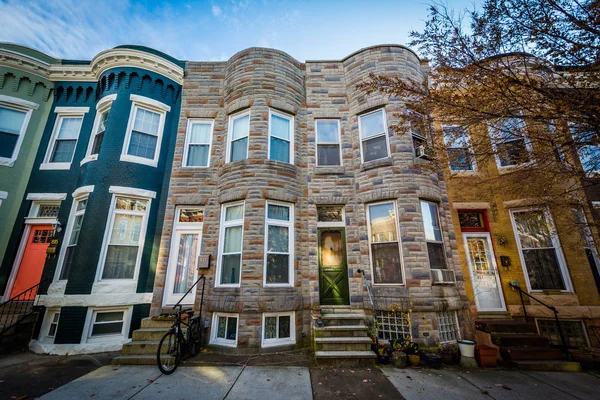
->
[318, 228, 350, 305]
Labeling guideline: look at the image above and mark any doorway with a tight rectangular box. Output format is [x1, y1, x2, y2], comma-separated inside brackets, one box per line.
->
[9, 225, 53, 299]
[318, 228, 349, 305]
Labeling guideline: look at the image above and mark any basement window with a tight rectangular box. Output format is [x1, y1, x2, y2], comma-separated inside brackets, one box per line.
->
[537, 319, 588, 348]
[262, 312, 295, 347]
[376, 311, 411, 341]
[47, 311, 60, 338]
[210, 313, 238, 347]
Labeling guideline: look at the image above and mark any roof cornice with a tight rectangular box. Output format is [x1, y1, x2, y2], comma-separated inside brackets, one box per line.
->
[0, 48, 52, 81]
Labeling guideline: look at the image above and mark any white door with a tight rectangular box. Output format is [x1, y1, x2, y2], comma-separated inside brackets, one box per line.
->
[464, 233, 506, 312]
[164, 229, 202, 306]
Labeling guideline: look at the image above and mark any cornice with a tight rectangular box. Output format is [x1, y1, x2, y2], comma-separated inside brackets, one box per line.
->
[48, 48, 184, 85]
[0, 49, 51, 81]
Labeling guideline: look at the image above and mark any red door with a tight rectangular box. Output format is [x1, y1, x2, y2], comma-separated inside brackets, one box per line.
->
[10, 226, 53, 299]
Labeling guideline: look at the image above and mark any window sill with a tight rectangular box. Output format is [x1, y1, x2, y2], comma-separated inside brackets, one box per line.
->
[0, 158, 15, 167]
[210, 339, 237, 348]
[497, 161, 535, 174]
[80, 155, 98, 166]
[262, 339, 296, 348]
[40, 162, 71, 171]
[314, 165, 345, 175]
[360, 157, 393, 172]
[120, 154, 158, 167]
[449, 170, 478, 177]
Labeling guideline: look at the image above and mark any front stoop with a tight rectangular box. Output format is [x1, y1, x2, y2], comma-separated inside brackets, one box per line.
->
[112, 316, 175, 365]
[314, 309, 376, 367]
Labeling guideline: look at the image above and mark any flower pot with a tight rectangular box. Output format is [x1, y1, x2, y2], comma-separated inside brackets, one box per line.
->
[441, 352, 454, 365]
[475, 345, 498, 368]
[569, 349, 594, 369]
[377, 355, 390, 365]
[408, 354, 421, 367]
[457, 339, 476, 358]
[392, 351, 407, 368]
[422, 352, 443, 369]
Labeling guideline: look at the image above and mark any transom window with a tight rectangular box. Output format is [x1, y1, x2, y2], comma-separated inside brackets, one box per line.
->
[438, 311, 460, 343]
[269, 109, 293, 163]
[367, 202, 403, 284]
[421, 201, 446, 269]
[315, 119, 341, 166]
[217, 203, 245, 286]
[59, 197, 88, 280]
[210, 313, 238, 347]
[264, 202, 293, 286]
[99, 196, 150, 280]
[262, 312, 295, 347]
[42, 112, 85, 169]
[184, 120, 213, 167]
[37, 204, 60, 218]
[317, 205, 344, 223]
[443, 125, 475, 171]
[359, 109, 389, 163]
[227, 111, 250, 162]
[490, 118, 531, 167]
[377, 310, 411, 341]
[0, 105, 28, 166]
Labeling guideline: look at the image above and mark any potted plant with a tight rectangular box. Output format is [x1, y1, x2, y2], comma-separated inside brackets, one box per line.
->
[475, 344, 498, 368]
[403, 341, 420, 367]
[441, 343, 458, 364]
[376, 342, 391, 364]
[457, 339, 476, 358]
[422, 351, 443, 368]
[569, 346, 594, 369]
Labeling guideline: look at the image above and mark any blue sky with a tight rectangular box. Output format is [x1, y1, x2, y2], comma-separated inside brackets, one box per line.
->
[0, 0, 478, 62]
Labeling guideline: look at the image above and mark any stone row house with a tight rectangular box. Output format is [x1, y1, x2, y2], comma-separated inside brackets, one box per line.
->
[0, 43, 598, 359]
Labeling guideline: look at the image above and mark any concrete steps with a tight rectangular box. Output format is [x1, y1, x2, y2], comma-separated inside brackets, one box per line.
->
[113, 316, 179, 365]
[491, 333, 551, 347]
[510, 360, 582, 372]
[500, 346, 567, 361]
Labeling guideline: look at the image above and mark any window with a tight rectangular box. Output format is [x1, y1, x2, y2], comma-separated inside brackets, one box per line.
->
[317, 205, 344, 227]
[570, 123, 600, 174]
[489, 118, 531, 168]
[510, 208, 570, 291]
[443, 125, 475, 171]
[210, 313, 238, 347]
[0, 104, 30, 166]
[184, 119, 213, 167]
[573, 208, 600, 292]
[227, 111, 250, 162]
[367, 202, 403, 284]
[87, 309, 127, 342]
[421, 201, 446, 269]
[42, 109, 87, 170]
[315, 119, 341, 166]
[91, 110, 109, 156]
[99, 195, 150, 280]
[121, 95, 169, 167]
[36, 204, 60, 218]
[217, 203, 244, 286]
[537, 319, 588, 348]
[262, 312, 295, 347]
[58, 197, 88, 280]
[438, 311, 460, 343]
[458, 211, 486, 231]
[269, 109, 293, 163]
[377, 311, 411, 341]
[48, 311, 60, 338]
[359, 109, 389, 162]
[264, 202, 293, 286]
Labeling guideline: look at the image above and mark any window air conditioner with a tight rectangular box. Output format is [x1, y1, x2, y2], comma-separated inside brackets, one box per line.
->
[431, 269, 456, 284]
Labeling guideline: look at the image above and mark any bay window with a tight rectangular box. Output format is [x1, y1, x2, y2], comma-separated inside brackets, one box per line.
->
[359, 109, 389, 163]
[264, 202, 293, 286]
[421, 200, 446, 269]
[217, 203, 245, 286]
[227, 111, 250, 162]
[269, 109, 293, 163]
[367, 202, 403, 284]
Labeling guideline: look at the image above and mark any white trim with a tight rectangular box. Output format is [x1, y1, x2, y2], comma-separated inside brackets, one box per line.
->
[358, 108, 390, 163]
[108, 185, 156, 199]
[3, 224, 31, 301]
[0, 101, 34, 167]
[26, 193, 67, 201]
[315, 119, 342, 167]
[54, 196, 88, 282]
[215, 202, 245, 288]
[210, 312, 239, 347]
[54, 107, 90, 114]
[268, 108, 294, 164]
[0, 191, 8, 200]
[97, 94, 117, 109]
[72, 185, 95, 198]
[82, 306, 132, 344]
[129, 94, 171, 112]
[366, 200, 405, 286]
[0, 94, 39, 110]
[509, 206, 573, 293]
[120, 100, 167, 168]
[442, 124, 477, 172]
[41, 110, 86, 170]
[462, 232, 507, 312]
[39, 308, 60, 343]
[488, 117, 534, 170]
[83, 95, 117, 162]
[261, 311, 296, 348]
[37, 292, 152, 308]
[264, 201, 294, 287]
[420, 200, 447, 270]
[226, 110, 250, 163]
[182, 119, 214, 168]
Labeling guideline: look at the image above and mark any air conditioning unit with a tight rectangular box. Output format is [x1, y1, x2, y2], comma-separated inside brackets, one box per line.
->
[416, 144, 433, 160]
[431, 269, 456, 284]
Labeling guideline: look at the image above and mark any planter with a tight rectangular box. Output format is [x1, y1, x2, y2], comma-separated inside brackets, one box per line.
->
[569, 349, 594, 369]
[392, 351, 407, 368]
[377, 355, 390, 365]
[408, 354, 421, 367]
[422, 352, 443, 369]
[475, 345, 498, 368]
[441, 352, 454, 365]
[457, 339, 476, 358]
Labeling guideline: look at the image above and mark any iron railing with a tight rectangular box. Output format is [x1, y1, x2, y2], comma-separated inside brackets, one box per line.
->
[0, 278, 49, 338]
[509, 281, 570, 359]
[357, 268, 378, 347]
[172, 272, 207, 330]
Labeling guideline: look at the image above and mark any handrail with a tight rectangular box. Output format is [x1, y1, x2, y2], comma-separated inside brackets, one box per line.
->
[0, 278, 50, 338]
[509, 282, 570, 359]
[357, 269, 378, 347]
[173, 274, 206, 310]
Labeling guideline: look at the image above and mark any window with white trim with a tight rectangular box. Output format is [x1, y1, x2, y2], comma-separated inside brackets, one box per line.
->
[227, 111, 250, 162]
[268, 109, 293, 163]
[376, 311, 411, 341]
[438, 311, 460, 343]
[87, 309, 127, 342]
[210, 312, 238, 347]
[316, 119, 341, 166]
[42, 113, 84, 169]
[570, 123, 600, 174]
[217, 203, 244, 286]
[0, 105, 30, 166]
[367, 202, 403, 284]
[59, 197, 88, 280]
[443, 125, 475, 171]
[510, 208, 570, 291]
[421, 200, 446, 269]
[184, 119, 213, 167]
[99, 196, 150, 280]
[264, 202, 293, 286]
[359, 109, 389, 163]
[489, 118, 532, 167]
[262, 312, 295, 347]
[47, 311, 60, 338]
[90, 109, 109, 156]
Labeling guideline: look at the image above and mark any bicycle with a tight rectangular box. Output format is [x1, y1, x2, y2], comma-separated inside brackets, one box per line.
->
[156, 304, 202, 374]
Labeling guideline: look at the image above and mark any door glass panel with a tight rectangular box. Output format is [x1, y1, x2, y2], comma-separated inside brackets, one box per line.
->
[173, 233, 198, 294]
[467, 237, 504, 310]
[321, 231, 343, 266]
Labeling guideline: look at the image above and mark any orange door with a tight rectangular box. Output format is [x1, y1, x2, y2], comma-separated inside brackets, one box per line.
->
[10, 226, 53, 299]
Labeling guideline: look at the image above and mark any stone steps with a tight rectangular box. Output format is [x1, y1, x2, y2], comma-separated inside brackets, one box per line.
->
[112, 354, 158, 365]
[491, 333, 551, 347]
[314, 337, 372, 352]
[475, 319, 537, 334]
[500, 346, 567, 361]
[509, 360, 582, 372]
[132, 328, 170, 341]
[114, 317, 177, 364]
[121, 341, 162, 355]
[313, 325, 369, 338]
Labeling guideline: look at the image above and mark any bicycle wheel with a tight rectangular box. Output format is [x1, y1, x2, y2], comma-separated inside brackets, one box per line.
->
[189, 319, 202, 357]
[157, 330, 181, 374]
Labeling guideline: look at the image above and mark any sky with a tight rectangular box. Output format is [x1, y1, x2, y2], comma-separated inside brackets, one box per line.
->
[0, 0, 478, 62]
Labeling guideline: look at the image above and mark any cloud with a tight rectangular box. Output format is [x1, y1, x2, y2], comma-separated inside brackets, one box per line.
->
[212, 4, 222, 17]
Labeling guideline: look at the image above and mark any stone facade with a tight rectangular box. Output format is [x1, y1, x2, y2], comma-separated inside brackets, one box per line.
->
[151, 45, 470, 353]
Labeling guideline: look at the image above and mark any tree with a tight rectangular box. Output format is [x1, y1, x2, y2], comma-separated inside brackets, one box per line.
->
[358, 0, 600, 233]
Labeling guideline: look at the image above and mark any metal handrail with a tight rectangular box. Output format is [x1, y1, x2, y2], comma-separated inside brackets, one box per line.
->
[0, 278, 50, 337]
[357, 268, 378, 347]
[509, 281, 570, 359]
